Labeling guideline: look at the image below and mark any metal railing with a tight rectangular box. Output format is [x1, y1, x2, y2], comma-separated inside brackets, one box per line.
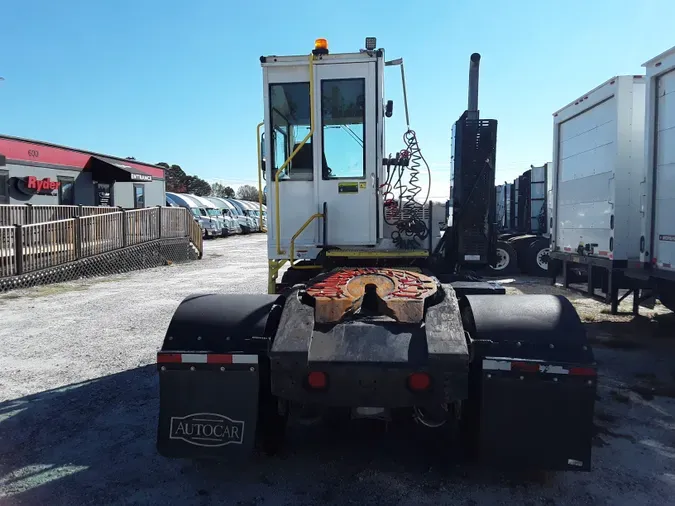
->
[0, 206, 204, 277]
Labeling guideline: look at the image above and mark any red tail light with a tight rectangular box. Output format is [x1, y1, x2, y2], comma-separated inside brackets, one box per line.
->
[407, 372, 431, 391]
[307, 371, 327, 389]
[512, 361, 540, 373]
[569, 367, 597, 377]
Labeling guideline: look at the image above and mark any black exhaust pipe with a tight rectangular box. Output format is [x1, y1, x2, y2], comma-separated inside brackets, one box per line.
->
[467, 53, 480, 120]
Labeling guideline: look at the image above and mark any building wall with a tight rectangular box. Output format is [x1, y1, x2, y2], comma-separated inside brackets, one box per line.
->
[4, 162, 165, 208]
[113, 180, 166, 209]
[6, 162, 92, 205]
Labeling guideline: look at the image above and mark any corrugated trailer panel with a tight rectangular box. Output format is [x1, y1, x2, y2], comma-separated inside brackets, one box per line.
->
[530, 164, 547, 234]
[551, 76, 645, 262]
[496, 185, 506, 229]
[642, 46, 675, 274]
[546, 162, 554, 237]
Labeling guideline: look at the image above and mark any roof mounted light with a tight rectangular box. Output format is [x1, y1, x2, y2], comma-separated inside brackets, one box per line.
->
[313, 38, 329, 55]
[365, 37, 377, 50]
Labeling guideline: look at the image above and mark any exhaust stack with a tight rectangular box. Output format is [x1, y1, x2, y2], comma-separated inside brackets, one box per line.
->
[467, 53, 481, 120]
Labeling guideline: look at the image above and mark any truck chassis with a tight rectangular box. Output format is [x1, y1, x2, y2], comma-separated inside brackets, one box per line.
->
[156, 267, 597, 471]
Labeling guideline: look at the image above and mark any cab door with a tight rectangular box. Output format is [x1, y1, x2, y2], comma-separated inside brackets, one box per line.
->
[314, 61, 377, 246]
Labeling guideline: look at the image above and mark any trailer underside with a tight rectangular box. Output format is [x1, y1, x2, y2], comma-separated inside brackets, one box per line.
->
[548, 251, 656, 315]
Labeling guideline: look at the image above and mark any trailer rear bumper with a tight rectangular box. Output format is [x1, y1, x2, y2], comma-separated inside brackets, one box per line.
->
[478, 357, 597, 471]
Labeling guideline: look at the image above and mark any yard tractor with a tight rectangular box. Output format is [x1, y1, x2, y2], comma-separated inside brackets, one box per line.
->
[156, 38, 597, 471]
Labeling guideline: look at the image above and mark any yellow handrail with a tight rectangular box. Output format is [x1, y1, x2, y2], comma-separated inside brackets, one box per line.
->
[256, 121, 266, 232]
[289, 213, 324, 268]
[274, 53, 316, 255]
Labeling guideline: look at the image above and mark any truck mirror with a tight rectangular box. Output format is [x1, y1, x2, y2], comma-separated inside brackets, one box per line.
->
[385, 100, 394, 118]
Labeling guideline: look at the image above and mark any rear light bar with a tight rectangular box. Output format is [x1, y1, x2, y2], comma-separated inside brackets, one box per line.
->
[483, 359, 596, 377]
[157, 353, 258, 364]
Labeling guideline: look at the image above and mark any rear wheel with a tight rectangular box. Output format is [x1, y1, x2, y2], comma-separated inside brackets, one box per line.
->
[484, 241, 518, 276]
[525, 239, 550, 277]
[256, 388, 288, 456]
[658, 289, 675, 312]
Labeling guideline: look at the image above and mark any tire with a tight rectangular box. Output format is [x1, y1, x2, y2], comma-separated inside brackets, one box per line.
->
[506, 237, 528, 273]
[525, 239, 551, 277]
[658, 290, 675, 312]
[484, 241, 519, 276]
[280, 267, 316, 288]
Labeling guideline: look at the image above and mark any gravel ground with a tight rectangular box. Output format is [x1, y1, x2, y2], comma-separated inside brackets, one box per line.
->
[1, 234, 674, 505]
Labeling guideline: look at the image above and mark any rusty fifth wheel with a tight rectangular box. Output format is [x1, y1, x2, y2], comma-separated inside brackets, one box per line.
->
[304, 268, 438, 324]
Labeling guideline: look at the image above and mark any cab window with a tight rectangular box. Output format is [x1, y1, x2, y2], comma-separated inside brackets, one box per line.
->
[269, 82, 312, 181]
[321, 78, 366, 179]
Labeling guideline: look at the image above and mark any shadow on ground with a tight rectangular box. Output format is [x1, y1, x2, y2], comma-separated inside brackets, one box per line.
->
[0, 366, 573, 506]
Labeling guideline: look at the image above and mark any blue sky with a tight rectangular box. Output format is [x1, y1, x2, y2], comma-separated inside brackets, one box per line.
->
[1, 0, 674, 199]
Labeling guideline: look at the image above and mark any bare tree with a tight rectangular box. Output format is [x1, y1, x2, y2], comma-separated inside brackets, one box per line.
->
[236, 185, 260, 202]
[211, 182, 235, 198]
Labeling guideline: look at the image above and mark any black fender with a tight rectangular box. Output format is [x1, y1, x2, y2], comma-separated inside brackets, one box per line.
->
[460, 294, 597, 472]
[157, 294, 286, 460]
[461, 294, 592, 363]
[161, 293, 285, 353]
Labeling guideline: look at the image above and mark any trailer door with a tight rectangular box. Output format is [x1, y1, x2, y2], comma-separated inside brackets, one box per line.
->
[652, 69, 675, 271]
[556, 97, 616, 256]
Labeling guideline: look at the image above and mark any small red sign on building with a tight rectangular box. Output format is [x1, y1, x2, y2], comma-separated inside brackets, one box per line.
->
[18, 176, 61, 195]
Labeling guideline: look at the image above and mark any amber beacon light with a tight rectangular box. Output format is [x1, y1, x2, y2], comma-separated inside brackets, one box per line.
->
[313, 38, 329, 55]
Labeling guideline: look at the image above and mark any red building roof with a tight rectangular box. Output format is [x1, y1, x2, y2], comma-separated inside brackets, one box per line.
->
[0, 135, 165, 179]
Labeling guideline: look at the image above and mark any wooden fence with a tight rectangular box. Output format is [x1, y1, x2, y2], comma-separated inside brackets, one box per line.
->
[0, 204, 119, 227]
[0, 206, 202, 278]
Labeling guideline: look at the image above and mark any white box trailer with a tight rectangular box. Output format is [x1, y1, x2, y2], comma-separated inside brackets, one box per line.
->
[549, 75, 647, 313]
[632, 45, 675, 312]
[551, 75, 645, 260]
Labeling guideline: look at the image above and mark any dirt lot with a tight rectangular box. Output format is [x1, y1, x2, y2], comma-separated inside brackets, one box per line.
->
[1, 234, 674, 505]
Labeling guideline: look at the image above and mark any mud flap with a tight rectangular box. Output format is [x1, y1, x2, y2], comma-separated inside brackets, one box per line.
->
[156, 293, 285, 459]
[157, 366, 259, 459]
[462, 294, 597, 471]
[478, 358, 596, 471]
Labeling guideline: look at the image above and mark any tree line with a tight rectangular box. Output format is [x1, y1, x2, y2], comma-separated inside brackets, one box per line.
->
[157, 162, 265, 203]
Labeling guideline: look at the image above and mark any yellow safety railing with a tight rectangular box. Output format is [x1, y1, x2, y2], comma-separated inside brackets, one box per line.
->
[256, 121, 266, 232]
[289, 213, 324, 269]
[274, 53, 316, 255]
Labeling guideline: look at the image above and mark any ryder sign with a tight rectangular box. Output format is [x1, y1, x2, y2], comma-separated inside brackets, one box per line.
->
[18, 176, 61, 195]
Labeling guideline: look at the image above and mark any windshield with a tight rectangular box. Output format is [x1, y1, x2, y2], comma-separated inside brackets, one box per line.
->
[191, 208, 201, 217]
[207, 209, 220, 217]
